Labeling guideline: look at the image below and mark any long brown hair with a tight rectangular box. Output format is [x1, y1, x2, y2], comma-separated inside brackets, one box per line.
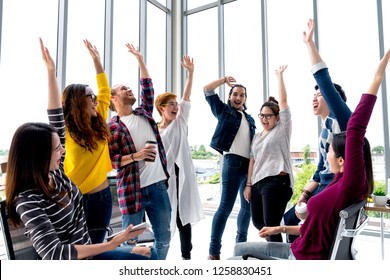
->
[6, 123, 60, 225]
[62, 84, 110, 152]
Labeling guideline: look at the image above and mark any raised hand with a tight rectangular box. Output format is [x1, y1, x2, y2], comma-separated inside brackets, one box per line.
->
[303, 18, 315, 44]
[126, 43, 143, 61]
[275, 64, 288, 77]
[83, 39, 101, 62]
[225, 76, 237, 87]
[181, 55, 194, 73]
[40, 38, 55, 73]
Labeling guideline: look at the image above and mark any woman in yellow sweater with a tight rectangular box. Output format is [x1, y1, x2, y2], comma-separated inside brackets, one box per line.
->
[53, 40, 113, 243]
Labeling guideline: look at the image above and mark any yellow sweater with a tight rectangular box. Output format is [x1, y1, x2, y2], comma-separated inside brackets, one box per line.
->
[64, 73, 112, 194]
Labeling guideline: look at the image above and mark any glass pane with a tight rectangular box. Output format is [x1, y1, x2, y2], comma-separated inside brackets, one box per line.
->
[0, 0, 58, 150]
[66, 0, 105, 92]
[187, 7, 219, 149]
[224, 0, 263, 133]
[267, 0, 314, 151]
[147, 1, 167, 121]
[317, 0, 383, 182]
[112, 0, 139, 101]
[187, 0, 215, 10]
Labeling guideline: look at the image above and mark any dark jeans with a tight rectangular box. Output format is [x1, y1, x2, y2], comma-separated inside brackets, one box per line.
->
[283, 183, 327, 243]
[175, 164, 192, 259]
[83, 186, 113, 244]
[209, 154, 251, 256]
[251, 175, 292, 242]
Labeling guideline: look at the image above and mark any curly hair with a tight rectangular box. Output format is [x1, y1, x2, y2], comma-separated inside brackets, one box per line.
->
[62, 84, 110, 152]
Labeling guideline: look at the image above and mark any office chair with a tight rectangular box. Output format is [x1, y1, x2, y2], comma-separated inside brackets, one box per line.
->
[239, 199, 368, 260]
[0, 200, 40, 260]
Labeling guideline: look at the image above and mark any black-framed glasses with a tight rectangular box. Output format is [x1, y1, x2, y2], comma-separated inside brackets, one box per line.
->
[86, 93, 97, 103]
[258, 113, 274, 120]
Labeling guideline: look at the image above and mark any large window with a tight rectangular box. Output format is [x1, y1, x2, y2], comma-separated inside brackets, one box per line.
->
[0, 0, 58, 150]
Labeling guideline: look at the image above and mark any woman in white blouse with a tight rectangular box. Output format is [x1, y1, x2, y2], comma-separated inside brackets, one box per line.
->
[155, 56, 204, 260]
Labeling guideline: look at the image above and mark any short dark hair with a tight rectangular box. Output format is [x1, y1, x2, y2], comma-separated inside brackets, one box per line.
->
[315, 83, 347, 102]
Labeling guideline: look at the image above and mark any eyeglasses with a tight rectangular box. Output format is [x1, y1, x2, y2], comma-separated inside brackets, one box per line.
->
[86, 93, 97, 103]
[161, 102, 179, 107]
[258, 113, 274, 119]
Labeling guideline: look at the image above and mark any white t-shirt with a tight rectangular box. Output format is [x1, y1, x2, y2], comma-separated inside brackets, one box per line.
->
[225, 111, 251, 159]
[120, 114, 166, 188]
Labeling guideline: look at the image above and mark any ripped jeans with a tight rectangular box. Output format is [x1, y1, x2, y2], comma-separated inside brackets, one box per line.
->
[122, 180, 171, 260]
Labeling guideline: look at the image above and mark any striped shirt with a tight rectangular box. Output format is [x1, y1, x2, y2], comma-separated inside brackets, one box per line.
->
[108, 78, 169, 215]
[14, 108, 91, 260]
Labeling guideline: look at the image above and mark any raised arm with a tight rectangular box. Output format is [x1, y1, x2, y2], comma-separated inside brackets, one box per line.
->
[203, 76, 236, 91]
[367, 48, 390, 96]
[275, 65, 288, 110]
[40, 38, 61, 110]
[303, 19, 322, 66]
[182, 55, 194, 101]
[126, 43, 150, 79]
[83, 39, 104, 75]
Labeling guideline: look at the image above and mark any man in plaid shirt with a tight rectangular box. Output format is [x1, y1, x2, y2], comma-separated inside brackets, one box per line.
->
[108, 44, 171, 260]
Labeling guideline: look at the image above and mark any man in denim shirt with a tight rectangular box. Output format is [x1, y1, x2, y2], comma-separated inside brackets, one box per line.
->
[204, 76, 256, 260]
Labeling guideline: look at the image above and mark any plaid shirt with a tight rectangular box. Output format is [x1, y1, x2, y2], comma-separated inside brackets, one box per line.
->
[108, 78, 169, 215]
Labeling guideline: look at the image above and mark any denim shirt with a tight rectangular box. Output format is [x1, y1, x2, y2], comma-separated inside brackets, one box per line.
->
[204, 90, 256, 154]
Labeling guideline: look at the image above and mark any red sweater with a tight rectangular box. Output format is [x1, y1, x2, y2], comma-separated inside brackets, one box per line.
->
[291, 94, 376, 259]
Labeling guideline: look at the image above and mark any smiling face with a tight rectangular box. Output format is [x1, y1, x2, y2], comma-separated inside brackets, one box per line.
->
[228, 86, 247, 111]
[85, 86, 98, 117]
[49, 133, 65, 171]
[112, 84, 136, 107]
[159, 98, 179, 123]
[259, 106, 278, 131]
[312, 90, 330, 120]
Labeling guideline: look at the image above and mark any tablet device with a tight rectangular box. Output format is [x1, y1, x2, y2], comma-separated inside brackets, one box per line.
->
[105, 222, 150, 240]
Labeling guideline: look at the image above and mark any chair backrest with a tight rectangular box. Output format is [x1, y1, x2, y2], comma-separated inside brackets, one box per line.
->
[0, 200, 39, 260]
[328, 199, 368, 260]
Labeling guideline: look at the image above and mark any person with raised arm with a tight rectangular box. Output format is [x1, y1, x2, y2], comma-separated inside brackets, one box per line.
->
[108, 44, 171, 260]
[154, 56, 204, 260]
[203, 76, 256, 260]
[244, 65, 293, 243]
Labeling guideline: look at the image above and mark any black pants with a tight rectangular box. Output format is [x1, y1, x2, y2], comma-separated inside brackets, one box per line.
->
[175, 164, 192, 259]
[250, 175, 292, 242]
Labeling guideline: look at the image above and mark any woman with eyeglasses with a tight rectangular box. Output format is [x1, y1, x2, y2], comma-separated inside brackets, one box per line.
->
[204, 76, 256, 260]
[244, 65, 293, 243]
[154, 56, 204, 260]
[47, 39, 113, 244]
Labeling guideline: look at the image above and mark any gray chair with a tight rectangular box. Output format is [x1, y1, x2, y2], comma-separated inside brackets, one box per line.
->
[238, 199, 368, 260]
[0, 200, 40, 260]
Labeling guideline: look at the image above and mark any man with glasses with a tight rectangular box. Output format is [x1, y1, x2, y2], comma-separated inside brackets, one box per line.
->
[108, 44, 171, 260]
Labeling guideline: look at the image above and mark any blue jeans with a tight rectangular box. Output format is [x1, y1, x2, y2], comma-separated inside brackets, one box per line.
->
[93, 246, 158, 260]
[122, 180, 171, 260]
[234, 241, 293, 259]
[251, 175, 292, 242]
[209, 154, 251, 256]
[283, 183, 327, 243]
[83, 186, 113, 244]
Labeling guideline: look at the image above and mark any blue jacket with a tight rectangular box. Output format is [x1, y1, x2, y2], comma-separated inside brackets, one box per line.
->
[204, 90, 256, 154]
